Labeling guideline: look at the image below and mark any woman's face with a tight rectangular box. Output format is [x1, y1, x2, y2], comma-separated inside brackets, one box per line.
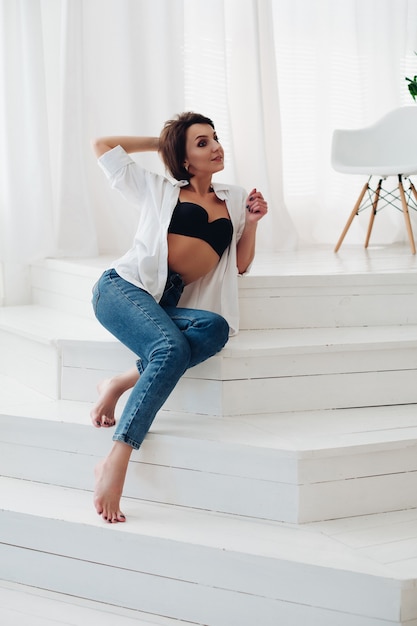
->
[184, 123, 224, 177]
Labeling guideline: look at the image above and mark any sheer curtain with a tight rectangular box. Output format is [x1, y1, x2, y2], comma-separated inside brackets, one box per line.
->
[1, 0, 417, 304]
[0, 0, 54, 304]
[273, 0, 417, 245]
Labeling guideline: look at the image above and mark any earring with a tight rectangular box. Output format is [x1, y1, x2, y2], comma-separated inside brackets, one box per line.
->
[184, 163, 189, 172]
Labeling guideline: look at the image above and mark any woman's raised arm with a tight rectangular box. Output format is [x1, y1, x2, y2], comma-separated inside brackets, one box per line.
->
[91, 136, 160, 158]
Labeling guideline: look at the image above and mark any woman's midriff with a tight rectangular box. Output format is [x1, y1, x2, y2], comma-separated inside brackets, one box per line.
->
[167, 234, 220, 285]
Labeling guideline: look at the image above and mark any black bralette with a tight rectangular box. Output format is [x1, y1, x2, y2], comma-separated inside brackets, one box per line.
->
[168, 200, 233, 257]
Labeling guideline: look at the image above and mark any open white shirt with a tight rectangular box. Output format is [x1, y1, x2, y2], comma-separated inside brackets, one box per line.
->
[98, 145, 248, 335]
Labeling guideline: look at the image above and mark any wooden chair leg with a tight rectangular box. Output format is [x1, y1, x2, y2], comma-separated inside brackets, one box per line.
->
[334, 180, 369, 252]
[398, 176, 416, 254]
[409, 178, 417, 204]
[364, 178, 382, 248]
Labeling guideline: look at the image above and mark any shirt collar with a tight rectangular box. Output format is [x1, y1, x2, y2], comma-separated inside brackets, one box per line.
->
[174, 180, 229, 192]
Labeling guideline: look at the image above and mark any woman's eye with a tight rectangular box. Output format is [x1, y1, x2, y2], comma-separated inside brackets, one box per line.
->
[198, 140, 207, 147]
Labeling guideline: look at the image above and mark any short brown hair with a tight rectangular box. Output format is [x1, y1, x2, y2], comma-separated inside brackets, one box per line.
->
[159, 112, 215, 181]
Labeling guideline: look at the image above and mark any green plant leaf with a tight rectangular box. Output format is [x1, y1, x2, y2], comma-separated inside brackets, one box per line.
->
[405, 53, 417, 101]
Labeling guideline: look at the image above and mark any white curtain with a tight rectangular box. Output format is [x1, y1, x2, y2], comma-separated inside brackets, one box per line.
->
[1, 0, 417, 304]
[0, 0, 54, 304]
[273, 0, 417, 245]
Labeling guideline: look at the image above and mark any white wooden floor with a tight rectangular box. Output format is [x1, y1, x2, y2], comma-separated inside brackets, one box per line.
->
[248, 242, 417, 277]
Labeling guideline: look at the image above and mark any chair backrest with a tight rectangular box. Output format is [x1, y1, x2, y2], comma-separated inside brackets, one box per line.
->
[331, 106, 417, 176]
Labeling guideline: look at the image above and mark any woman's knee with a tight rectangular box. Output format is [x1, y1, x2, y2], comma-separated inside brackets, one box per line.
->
[193, 311, 229, 359]
[209, 313, 229, 351]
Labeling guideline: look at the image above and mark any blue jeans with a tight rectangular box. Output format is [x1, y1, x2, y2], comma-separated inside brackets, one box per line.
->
[92, 269, 229, 449]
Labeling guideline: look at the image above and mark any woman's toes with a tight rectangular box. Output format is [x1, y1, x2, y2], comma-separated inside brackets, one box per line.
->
[91, 413, 102, 428]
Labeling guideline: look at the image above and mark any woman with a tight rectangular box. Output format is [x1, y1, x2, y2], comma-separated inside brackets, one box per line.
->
[91, 112, 268, 523]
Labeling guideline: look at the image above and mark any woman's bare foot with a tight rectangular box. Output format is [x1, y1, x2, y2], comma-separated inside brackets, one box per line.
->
[90, 367, 139, 428]
[94, 442, 132, 523]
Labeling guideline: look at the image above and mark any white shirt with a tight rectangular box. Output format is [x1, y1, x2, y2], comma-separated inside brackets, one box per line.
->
[98, 145, 248, 335]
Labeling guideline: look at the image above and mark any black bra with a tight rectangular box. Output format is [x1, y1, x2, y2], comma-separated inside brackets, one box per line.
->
[168, 200, 233, 257]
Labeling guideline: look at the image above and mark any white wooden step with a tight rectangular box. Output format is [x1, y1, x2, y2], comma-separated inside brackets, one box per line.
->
[30, 256, 111, 320]
[31, 252, 417, 329]
[62, 322, 417, 414]
[1, 305, 417, 413]
[0, 580, 195, 626]
[167, 323, 417, 414]
[2, 376, 417, 523]
[0, 305, 134, 399]
[1, 477, 416, 626]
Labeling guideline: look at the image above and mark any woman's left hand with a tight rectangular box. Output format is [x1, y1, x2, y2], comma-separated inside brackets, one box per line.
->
[237, 188, 268, 273]
[245, 188, 268, 224]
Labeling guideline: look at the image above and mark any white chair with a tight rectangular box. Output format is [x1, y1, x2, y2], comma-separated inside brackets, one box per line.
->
[331, 106, 417, 254]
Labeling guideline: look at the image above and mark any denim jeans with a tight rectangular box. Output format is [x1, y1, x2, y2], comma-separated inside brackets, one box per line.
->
[92, 268, 229, 449]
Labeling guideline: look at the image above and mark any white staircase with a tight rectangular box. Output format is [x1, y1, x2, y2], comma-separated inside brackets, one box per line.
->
[1, 247, 417, 625]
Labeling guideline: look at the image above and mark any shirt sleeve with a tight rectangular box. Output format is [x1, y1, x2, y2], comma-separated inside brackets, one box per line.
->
[97, 145, 150, 208]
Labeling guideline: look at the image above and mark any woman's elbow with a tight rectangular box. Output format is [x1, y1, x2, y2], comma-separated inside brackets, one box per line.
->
[91, 138, 112, 158]
[237, 257, 253, 274]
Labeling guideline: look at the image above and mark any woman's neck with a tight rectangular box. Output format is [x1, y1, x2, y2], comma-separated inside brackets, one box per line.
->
[186, 176, 214, 197]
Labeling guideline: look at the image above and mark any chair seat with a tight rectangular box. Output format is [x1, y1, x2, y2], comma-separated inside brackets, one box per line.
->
[334, 163, 417, 177]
